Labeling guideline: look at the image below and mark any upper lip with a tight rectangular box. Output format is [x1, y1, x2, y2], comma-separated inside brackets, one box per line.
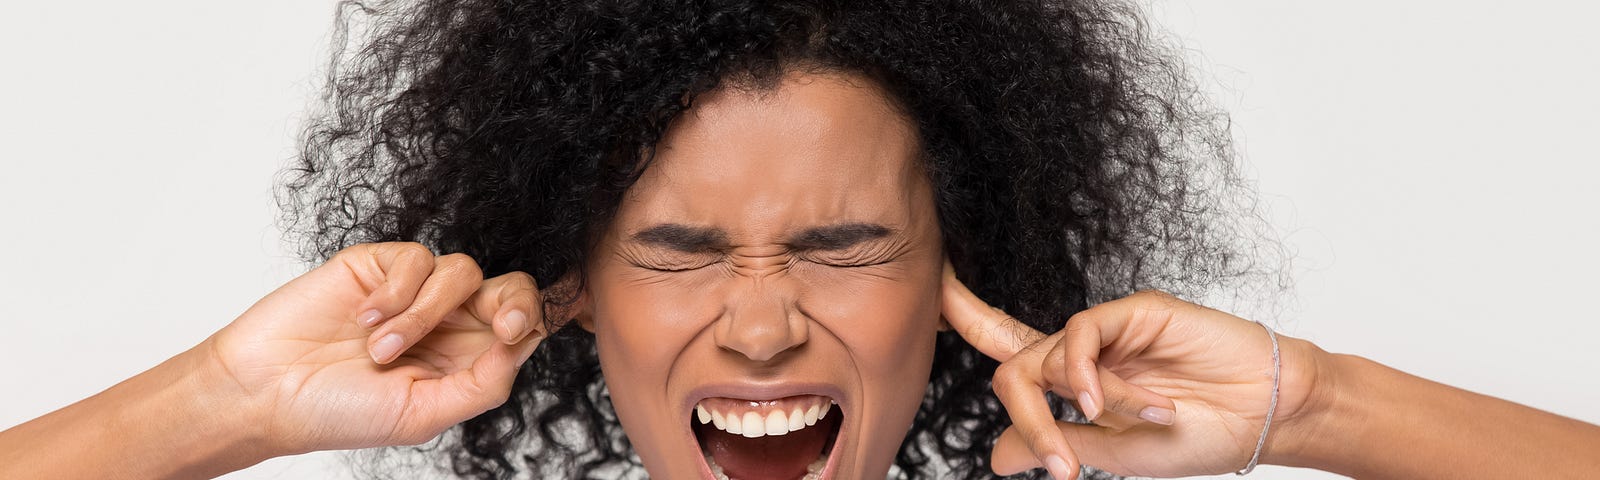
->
[683, 382, 847, 419]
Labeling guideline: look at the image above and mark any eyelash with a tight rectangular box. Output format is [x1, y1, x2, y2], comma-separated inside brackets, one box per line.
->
[640, 264, 705, 272]
[803, 255, 889, 269]
[631, 257, 715, 272]
[630, 241, 897, 273]
[635, 257, 883, 272]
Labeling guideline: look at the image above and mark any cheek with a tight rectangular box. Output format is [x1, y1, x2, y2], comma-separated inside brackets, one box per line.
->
[798, 270, 941, 372]
[800, 268, 941, 467]
[590, 278, 715, 376]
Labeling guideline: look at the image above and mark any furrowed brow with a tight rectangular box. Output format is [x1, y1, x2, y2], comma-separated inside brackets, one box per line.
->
[787, 223, 894, 251]
[630, 223, 728, 252]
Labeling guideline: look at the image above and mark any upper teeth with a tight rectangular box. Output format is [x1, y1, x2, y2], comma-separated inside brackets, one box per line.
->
[695, 395, 834, 438]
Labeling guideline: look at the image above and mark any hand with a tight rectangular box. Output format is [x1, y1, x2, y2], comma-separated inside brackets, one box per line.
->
[941, 262, 1325, 479]
[193, 242, 563, 455]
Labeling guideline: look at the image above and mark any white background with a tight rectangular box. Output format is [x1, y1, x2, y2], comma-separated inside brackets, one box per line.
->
[1, 2, 1595, 479]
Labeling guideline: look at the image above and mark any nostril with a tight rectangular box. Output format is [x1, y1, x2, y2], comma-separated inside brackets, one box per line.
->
[716, 322, 800, 361]
[714, 278, 809, 361]
[713, 311, 809, 362]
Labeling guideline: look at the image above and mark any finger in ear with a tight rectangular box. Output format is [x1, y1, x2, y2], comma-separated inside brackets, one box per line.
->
[544, 269, 593, 333]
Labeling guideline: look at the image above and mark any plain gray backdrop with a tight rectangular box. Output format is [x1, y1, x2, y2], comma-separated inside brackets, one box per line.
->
[2, 1, 1595, 479]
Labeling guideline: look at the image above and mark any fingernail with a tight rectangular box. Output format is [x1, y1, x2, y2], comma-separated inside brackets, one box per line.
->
[1045, 454, 1072, 480]
[370, 333, 404, 363]
[1078, 391, 1100, 420]
[504, 310, 529, 344]
[357, 309, 383, 327]
[1139, 406, 1175, 425]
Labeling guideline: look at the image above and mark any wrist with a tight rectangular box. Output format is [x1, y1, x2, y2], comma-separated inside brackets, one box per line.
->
[1260, 338, 1365, 473]
[184, 337, 287, 457]
[0, 338, 283, 479]
[127, 339, 283, 477]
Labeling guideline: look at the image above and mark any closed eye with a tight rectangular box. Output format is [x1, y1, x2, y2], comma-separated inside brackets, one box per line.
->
[618, 247, 721, 273]
[802, 251, 893, 269]
[639, 263, 708, 272]
[818, 261, 885, 269]
[629, 255, 722, 272]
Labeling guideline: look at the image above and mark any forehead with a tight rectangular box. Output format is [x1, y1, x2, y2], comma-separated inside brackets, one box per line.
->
[615, 71, 925, 237]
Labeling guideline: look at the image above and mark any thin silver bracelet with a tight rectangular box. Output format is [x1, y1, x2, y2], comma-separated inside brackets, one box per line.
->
[1235, 320, 1280, 476]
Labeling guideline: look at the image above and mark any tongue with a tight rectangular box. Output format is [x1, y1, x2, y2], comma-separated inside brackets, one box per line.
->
[701, 414, 835, 480]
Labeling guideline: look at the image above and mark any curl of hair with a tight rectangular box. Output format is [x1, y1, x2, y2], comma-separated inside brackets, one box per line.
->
[279, 0, 1287, 478]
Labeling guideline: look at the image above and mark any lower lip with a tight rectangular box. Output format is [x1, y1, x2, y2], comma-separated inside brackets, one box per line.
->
[692, 409, 847, 480]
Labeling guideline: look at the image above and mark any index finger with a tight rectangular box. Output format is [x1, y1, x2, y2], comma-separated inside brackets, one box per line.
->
[463, 271, 544, 345]
[465, 271, 584, 345]
[940, 261, 1046, 361]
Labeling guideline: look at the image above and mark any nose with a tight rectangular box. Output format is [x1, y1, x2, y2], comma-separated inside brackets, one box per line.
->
[713, 277, 808, 362]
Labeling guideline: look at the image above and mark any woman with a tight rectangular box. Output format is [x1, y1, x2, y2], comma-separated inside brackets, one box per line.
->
[2, 1, 1597, 479]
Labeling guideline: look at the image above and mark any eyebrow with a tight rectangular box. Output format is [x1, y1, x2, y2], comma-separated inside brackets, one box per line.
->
[629, 222, 894, 252]
[631, 224, 728, 252]
[787, 223, 894, 250]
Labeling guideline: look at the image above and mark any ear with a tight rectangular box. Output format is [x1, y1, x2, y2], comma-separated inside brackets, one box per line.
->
[937, 256, 954, 332]
[546, 269, 596, 334]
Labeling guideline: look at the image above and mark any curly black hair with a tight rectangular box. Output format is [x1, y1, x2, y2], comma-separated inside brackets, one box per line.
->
[279, 0, 1284, 478]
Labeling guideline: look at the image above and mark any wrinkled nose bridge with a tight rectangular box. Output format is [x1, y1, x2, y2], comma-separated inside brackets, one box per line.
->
[713, 273, 807, 362]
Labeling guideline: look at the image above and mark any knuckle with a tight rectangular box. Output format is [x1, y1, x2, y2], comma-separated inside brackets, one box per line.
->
[505, 271, 539, 292]
[1064, 314, 1094, 335]
[394, 241, 432, 257]
[464, 373, 513, 409]
[384, 311, 426, 333]
[1042, 341, 1068, 369]
[1041, 356, 1073, 386]
[396, 243, 435, 266]
[1131, 289, 1172, 299]
[488, 382, 514, 406]
[1103, 390, 1133, 415]
[1101, 419, 1132, 433]
[437, 253, 484, 279]
[1068, 356, 1098, 375]
[991, 362, 1027, 395]
[1132, 289, 1184, 309]
[337, 241, 434, 265]
[332, 242, 373, 261]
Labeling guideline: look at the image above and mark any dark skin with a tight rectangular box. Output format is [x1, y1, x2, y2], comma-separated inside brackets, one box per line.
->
[2, 70, 1598, 480]
[577, 71, 945, 478]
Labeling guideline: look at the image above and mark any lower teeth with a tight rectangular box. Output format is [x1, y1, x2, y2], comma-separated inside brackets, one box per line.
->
[705, 452, 828, 480]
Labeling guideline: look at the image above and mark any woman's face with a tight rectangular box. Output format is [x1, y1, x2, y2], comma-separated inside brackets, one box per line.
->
[582, 70, 944, 479]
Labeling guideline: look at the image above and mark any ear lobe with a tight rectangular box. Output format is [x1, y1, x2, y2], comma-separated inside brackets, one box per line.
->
[572, 288, 596, 333]
[938, 314, 953, 332]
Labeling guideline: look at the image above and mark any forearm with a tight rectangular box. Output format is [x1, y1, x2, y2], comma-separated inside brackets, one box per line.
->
[0, 343, 277, 479]
[1277, 351, 1600, 479]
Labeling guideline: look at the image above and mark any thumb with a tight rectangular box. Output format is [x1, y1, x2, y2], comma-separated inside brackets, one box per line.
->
[404, 275, 584, 433]
[402, 326, 548, 442]
[468, 322, 548, 397]
[992, 420, 1127, 477]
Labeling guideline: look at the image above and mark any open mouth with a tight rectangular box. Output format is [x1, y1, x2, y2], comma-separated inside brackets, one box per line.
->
[691, 394, 843, 480]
